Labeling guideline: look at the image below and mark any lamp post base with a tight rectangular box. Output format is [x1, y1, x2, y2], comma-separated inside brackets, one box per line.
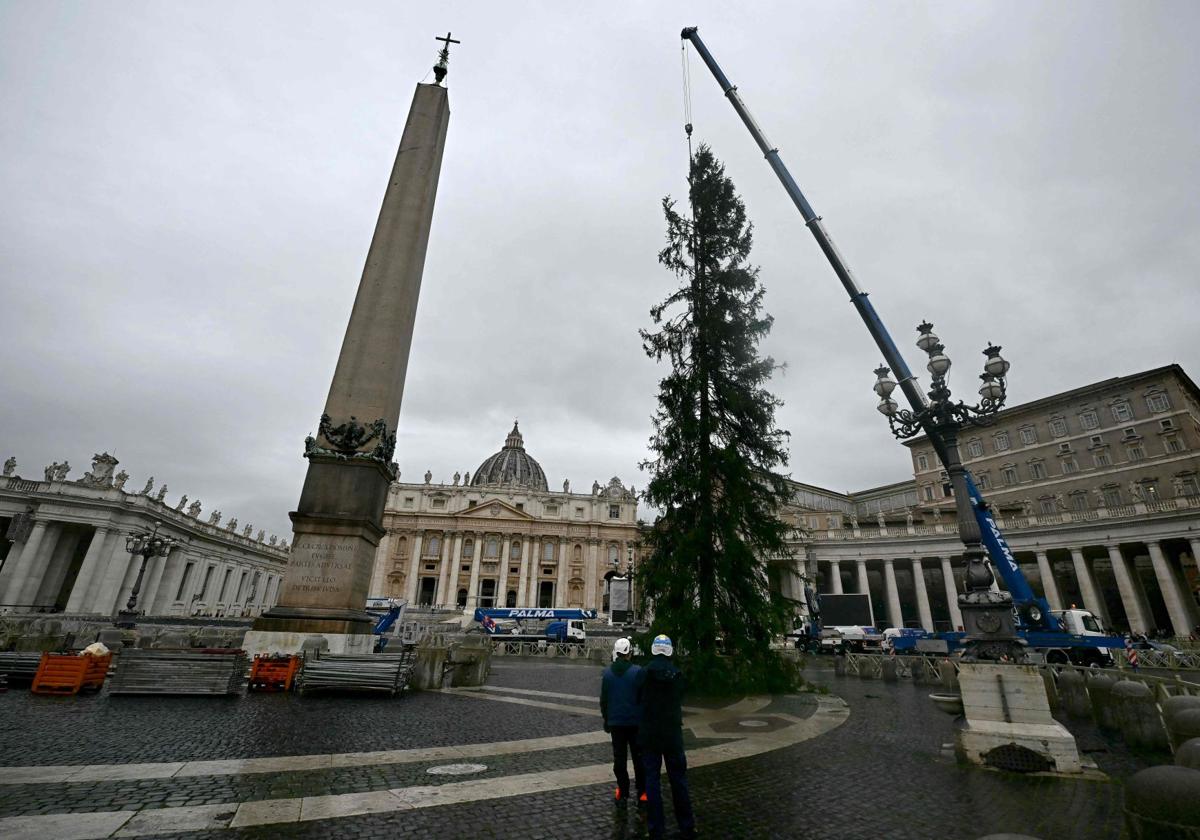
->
[113, 610, 139, 629]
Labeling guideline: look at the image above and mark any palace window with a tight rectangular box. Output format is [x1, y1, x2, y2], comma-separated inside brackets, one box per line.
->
[1142, 480, 1161, 501]
[1112, 402, 1133, 423]
[510, 540, 522, 559]
[403, 496, 415, 509]
[425, 535, 441, 556]
[509, 566, 519, 575]
[1165, 436, 1185, 454]
[1058, 442, 1073, 454]
[1127, 445, 1146, 461]
[543, 542, 555, 561]
[545, 504, 559, 516]
[923, 485, 935, 501]
[977, 472, 990, 490]
[467, 500, 477, 508]
[573, 544, 583, 562]
[515, 503, 524, 512]
[966, 439, 983, 458]
[1089, 435, 1105, 448]
[1039, 498, 1056, 515]
[1071, 492, 1088, 512]
[1146, 392, 1171, 413]
[460, 564, 470, 572]
[1079, 410, 1099, 430]
[542, 567, 554, 576]
[1062, 458, 1079, 474]
[1002, 466, 1018, 485]
[1049, 417, 1068, 438]
[462, 538, 473, 558]
[1094, 450, 1112, 467]
[608, 544, 620, 564]
[1121, 427, 1139, 441]
[1160, 418, 1177, 431]
[1179, 475, 1200, 496]
[916, 453, 929, 471]
[828, 515, 841, 529]
[431, 497, 446, 509]
[1019, 427, 1038, 446]
[484, 537, 500, 558]
[609, 504, 621, 519]
[574, 506, 585, 519]
[1029, 461, 1046, 480]
[994, 432, 1011, 452]
[1103, 486, 1122, 507]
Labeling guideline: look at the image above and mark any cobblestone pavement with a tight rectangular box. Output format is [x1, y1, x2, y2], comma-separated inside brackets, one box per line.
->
[0, 659, 1152, 839]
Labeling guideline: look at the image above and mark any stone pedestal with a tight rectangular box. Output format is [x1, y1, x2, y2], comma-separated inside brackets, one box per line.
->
[956, 662, 1083, 774]
[241, 630, 374, 658]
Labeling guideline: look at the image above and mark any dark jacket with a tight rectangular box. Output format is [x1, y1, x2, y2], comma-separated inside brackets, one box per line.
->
[601, 658, 642, 728]
[635, 655, 686, 752]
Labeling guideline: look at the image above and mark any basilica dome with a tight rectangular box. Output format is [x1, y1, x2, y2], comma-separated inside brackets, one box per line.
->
[471, 422, 549, 492]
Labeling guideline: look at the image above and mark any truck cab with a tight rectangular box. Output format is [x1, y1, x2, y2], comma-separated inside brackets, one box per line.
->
[1039, 608, 1115, 665]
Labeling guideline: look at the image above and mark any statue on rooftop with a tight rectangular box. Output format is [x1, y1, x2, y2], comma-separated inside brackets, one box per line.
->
[3, 457, 16, 477]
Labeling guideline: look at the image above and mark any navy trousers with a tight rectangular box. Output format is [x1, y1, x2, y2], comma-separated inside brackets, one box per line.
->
[609, 725, 644, 798]
[641, 748, 695, 839]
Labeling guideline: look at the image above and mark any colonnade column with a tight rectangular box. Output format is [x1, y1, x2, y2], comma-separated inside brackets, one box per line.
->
[828, 559, 844, 594]
[465, 533, 482, 611]
[1069, 548, 1107, 623]
[92, 538, 134, 615]
[555, 538, 569, 608]
[853, 558, 872, 625]
[9, 521, 58, 606]
[940, 557, 963, 630]
[439, 532, 461, 608]
[149, 545, 189, 615]
[1034, 551, 1063, 611]
[516, 537, 533, 606]
[64, 526, 112, 613]
[911, 558, 933, 631]
[1147, 541, 1193, 637]
[883, 558, 903, 628]
[404, 532, 424, 604]
[1105, 544, 1149, 635]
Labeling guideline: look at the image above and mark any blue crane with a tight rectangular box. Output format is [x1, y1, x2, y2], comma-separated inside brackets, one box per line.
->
[679, 27, 1065, 637]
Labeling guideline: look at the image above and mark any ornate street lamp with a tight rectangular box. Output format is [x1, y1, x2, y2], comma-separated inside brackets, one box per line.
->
[115, 521, 179, 628]
[872, 322, 1019, 659]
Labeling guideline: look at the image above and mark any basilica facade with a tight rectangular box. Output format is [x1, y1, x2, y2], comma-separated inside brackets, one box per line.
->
[368, 423, 642, 615]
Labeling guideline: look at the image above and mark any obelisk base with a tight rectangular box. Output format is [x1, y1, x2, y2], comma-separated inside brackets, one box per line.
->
[241, 629, 374, 657]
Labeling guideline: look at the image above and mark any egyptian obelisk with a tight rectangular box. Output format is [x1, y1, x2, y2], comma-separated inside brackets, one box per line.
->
[246, 38, 455, 655]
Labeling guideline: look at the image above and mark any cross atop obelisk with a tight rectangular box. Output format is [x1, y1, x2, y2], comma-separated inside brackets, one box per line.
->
[433, 31, 461, 84]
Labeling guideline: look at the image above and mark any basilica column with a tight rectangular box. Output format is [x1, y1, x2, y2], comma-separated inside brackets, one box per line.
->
[441, 532, 463, 608]
[1034, 550, 1063, 611]
[497, 536, 512, 608]
[911, 558, 933, 631]
[585, 539, 600, 609]
[883, 558, 903, 628]
[465, 533, 481, 611]
[1069, 548, 1108, 622]
[1105, 544, 1149, 634]
[9, 521, 59, 606]
[404, 532, 424, 605]
[369, 528, 394, 598]
[828, 559, 844, 594]
[516, 536, 533, 606]
[940, 557, 963, 630]
[555, 538, 569, 608]
[65, 526, 113, 613]
[1147, 541, 1193, 637]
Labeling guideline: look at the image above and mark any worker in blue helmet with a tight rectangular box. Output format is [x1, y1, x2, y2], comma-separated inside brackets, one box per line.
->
[635, 634, 695, 840]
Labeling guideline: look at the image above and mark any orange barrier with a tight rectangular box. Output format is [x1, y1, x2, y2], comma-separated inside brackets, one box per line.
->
[248, 654, 300, 692]
[31, 653, 113, 696]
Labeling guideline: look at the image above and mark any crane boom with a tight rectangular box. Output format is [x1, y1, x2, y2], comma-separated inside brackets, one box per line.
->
[680, 26, 1058, 631]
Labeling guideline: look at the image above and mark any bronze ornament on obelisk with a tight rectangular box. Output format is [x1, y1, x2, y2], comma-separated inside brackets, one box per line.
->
[246, 41, 455, 654]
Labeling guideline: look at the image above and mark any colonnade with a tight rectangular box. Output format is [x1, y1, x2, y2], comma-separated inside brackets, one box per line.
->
[0, 518, 283, 618]
[804, 536, 1200, 637]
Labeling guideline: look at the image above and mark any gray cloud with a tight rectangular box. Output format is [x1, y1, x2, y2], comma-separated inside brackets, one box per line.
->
[2, 2, 1197, 536]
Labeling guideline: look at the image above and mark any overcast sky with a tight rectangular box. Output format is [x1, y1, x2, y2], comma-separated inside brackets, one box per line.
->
[2, 2, 1197, 539]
